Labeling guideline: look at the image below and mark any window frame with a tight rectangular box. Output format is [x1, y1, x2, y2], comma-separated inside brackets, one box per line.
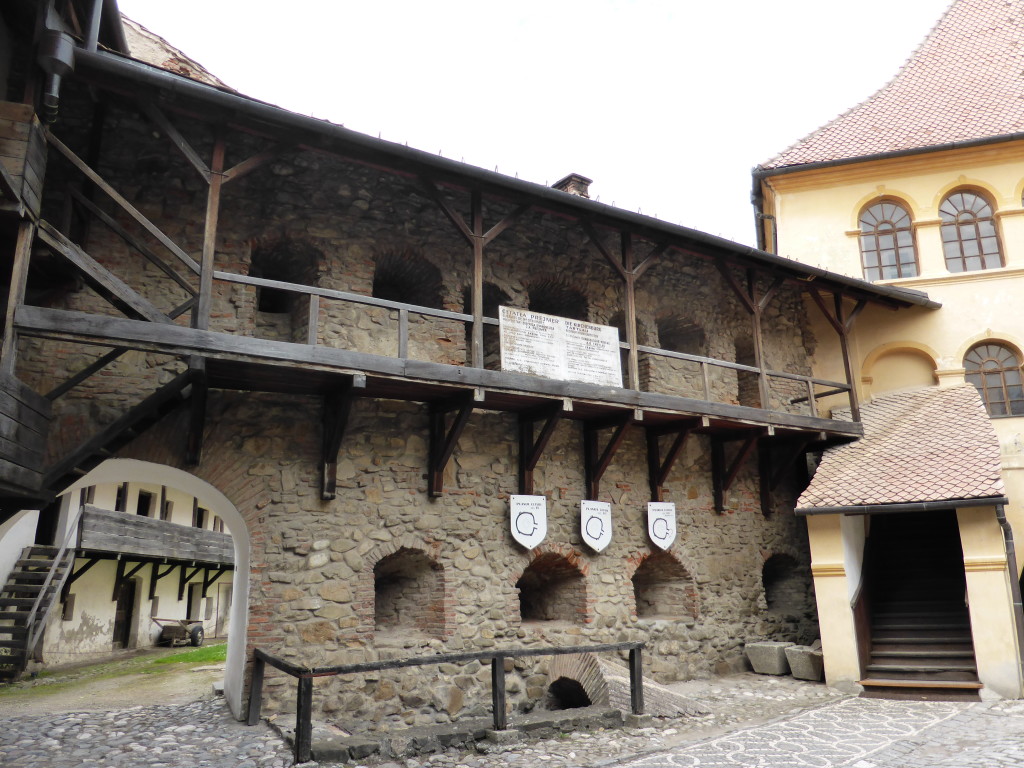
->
[964, 342, 1024, 417]
[939, 189, 1004, 273]
[857, 198, 919, 282]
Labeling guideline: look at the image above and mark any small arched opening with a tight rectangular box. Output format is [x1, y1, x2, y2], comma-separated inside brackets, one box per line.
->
[516, 552, 586, 624]
[373, 547, 446, 639]
[372, 248, 445, 309]
[546, 677, 592, 710]
[762, 553, 807, 616]
[735, 335, 761, 408]
[632, 552, 698, 621]
[526, 277, 589, 321]
[249, 237, 322, 342]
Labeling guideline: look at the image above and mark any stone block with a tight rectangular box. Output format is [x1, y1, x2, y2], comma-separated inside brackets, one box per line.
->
[784, 645, 824, 681]
[485, 728, 521, 744]
[744, 641, 794, 675]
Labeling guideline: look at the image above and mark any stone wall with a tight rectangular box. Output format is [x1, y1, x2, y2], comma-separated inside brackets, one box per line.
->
[14, 82, 821, 731]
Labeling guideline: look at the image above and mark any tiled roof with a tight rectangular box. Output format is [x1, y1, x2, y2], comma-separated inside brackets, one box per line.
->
[796, 385, 1004, 511]
[122, 18, 232, 91]
[761, 0, 1024, 170]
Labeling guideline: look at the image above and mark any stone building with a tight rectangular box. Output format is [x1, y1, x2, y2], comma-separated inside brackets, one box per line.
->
[754, 0, 1024, 699]
[1, 0, 931, 726]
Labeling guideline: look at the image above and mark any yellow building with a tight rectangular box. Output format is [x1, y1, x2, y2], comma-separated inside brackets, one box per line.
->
[754, 0, 1024, 699]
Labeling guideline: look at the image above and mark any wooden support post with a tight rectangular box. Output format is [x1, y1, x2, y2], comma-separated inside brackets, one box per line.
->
[1, 222, 36, 377]
[646, 422, 695, 502]
[202, 567, 228, 598]
[583, 412, 632, 500]
[758, 437, 773, 517]
[428, 394, 475, 497]
[711, 431, 764, 513]
[178, 565, 202, 600]
[491, 654, 507, 731]
[518, 402, 564, 495]
[186, 363, 207, 466]
[246, 655, 266, 726]
[808, 289, 866, 422]
[149, 561, 175, 600]
[111, 559, 126, 602]
[62, 557, 99, 601]
[194, 135, 225, 331]
[306, 295, 319, 345]
[629, 646, 645, 715]
[471, 190, 484, 369]
[295, 676, 313, 764]
[622, 233, 640, 390]
[321, 379, 358, 500]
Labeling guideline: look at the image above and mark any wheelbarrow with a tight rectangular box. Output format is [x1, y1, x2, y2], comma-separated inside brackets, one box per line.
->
[151, 617, 205, 647]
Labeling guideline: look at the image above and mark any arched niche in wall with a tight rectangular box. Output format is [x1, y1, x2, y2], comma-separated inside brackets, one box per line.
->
[372, 248, 445, 310]
[762, 553, 809, 617]
[516, 552, 586, 624]
[373, 546, 446, 640]
[526, 277, 589, 321]
[461, 281, 511, 370]
[631, 551, 698, 622]
[249, 237, 323, 342]
[862, 344, 937, 397]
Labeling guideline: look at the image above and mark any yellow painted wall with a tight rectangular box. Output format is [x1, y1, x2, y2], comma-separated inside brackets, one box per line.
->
[957, 505, 1023, 699]
[766, 142, 1024, 576]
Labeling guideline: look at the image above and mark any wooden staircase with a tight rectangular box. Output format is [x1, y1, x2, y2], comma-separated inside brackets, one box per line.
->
[858, 512, 981, 701]
[0, 546, 72, 681]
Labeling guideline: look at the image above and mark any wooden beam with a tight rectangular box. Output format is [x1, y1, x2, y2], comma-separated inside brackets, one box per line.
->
[470, 190, 484, 369]
[202, 567, 228, 598]
[44, 129, 201, 274]
[419, 176, 474, 245]
[711, 431, 764, 513]
[622, 233, 640, 390]
[632, 242, 668, 281]
[149, 561, 175, 600]
[112, 559, 147, 601]
[0, 222, 35, 377]
[141, 103, 211, 182]
[582, 221, 628, 281]
[584, 411, 632, 500]
[186, 362, 207, 466]
[178, 565, 202, 601]
[518, 402, 564, 494]
[482, 204, 530, 245]
[428, 393, 475, 496]
[321, 379, 360, 500]
[62, 557, 100, 600]
[194, 135, 225, 331]
[36, 222, 174, 325]
[222, 143, 291, 184]
[646, 420, 697, 502]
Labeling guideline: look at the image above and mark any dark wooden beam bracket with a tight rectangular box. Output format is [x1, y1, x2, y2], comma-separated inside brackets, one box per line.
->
[61, 556, 100, 600]
[178, 565, 202, 601]
[518, 402, 565, 495]
[149, 561, 175, 600]
[428, 393, 475, 497]
[202, 567, 228, 598]
[185, 360, 208, 466]
[711, 430, 766, 513]
[111, 559, 146, 601]
[584, 411, 633, 500]
[645, 419, 698, 502]
[321, 378, 362, 500]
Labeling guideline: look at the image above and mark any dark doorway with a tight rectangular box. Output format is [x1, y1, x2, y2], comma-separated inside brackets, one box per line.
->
[546, 677, 591, 710]
[112, 579, 136, 648]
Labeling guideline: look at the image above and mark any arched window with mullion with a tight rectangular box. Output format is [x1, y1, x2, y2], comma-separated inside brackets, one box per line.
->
[940, 190, 1003, 272]
[858, 200, 918, 281]
[964, 343, 1024, 417]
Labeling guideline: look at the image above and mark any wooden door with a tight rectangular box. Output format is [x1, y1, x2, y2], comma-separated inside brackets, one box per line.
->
[112, 579, 136, 648]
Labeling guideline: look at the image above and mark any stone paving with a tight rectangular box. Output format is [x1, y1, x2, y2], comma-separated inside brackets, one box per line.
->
[3, 676, 1024, 767]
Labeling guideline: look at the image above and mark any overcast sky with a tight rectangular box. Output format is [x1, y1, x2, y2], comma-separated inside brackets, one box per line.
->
[115, 1, 953, 247]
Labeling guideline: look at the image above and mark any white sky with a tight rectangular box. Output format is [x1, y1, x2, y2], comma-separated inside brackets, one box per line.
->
[115, 1, 953, 247]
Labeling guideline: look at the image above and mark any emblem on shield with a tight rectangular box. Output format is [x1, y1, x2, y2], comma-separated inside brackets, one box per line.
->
[510, 495, 547, 549]
[581, 500, 612, 553]
[647, 502, 676, 550]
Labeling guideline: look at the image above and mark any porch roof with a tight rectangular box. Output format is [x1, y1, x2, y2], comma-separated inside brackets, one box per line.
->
[796, 385, 1005, 514]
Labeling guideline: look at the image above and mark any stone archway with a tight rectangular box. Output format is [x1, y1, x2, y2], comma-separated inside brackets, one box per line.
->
[58, 459, 251, 718]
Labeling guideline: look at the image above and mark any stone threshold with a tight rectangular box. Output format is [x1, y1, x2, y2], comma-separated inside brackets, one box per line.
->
[272, 705, 631, 762]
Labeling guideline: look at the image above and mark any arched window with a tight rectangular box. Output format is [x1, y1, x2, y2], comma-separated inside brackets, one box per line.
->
[858, 200, 918, 281]
[939, 191, 1002, 272]
[964, 343, 1024, 417]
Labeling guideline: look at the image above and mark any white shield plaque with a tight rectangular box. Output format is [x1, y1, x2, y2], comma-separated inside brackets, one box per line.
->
[647, 502, 677, 550]
[581, 500, 612, 553]
[510, 495, 547, 549]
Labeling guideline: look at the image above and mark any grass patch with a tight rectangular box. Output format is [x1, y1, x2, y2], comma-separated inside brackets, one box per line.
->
[150, 643, 226, 666]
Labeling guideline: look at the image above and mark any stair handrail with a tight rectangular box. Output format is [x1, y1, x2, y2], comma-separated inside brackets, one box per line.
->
[24, 503, 87, 659]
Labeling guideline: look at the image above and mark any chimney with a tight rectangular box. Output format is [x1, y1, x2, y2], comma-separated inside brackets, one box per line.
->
[552, 173, 592, 199]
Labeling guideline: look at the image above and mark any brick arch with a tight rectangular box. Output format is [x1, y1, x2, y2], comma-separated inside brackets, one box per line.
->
[513, 544, 592, 625]
[546, 653, 610, 708]
[358, 535, 451, 640]
[624, 549, 699, 621]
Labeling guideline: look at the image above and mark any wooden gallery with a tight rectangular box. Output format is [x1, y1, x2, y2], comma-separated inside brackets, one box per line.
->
[0, 1, 948, 729]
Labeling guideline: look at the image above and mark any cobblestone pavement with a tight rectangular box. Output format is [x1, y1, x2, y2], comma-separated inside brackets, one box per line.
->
[3, 676, 1024, 767]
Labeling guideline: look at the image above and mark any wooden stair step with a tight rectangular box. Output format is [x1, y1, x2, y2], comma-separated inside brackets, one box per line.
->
[868, 660, 977, 672]
[872, 622, 969, 631]
[870, 647, 974, 658]
[0, 638, 28, 649]
[0, 625, 28, 637]
[860, 678, 982, 690]
[0, 611, 30, 623]
[1, 584, 45, 595]
[0, 598, 38, 608]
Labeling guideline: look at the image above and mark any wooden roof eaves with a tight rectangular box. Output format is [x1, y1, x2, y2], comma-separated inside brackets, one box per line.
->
[71, 48, 938, 311]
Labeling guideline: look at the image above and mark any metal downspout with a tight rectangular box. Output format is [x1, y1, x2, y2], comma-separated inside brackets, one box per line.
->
[996, 505, 1024, 687]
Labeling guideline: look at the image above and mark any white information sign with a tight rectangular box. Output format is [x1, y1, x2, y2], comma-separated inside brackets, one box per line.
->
[499, 306, 622, 387]
[510, 494, 547, 549]
[647, 502, 677, 550]
[581, 500, 612, 553]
